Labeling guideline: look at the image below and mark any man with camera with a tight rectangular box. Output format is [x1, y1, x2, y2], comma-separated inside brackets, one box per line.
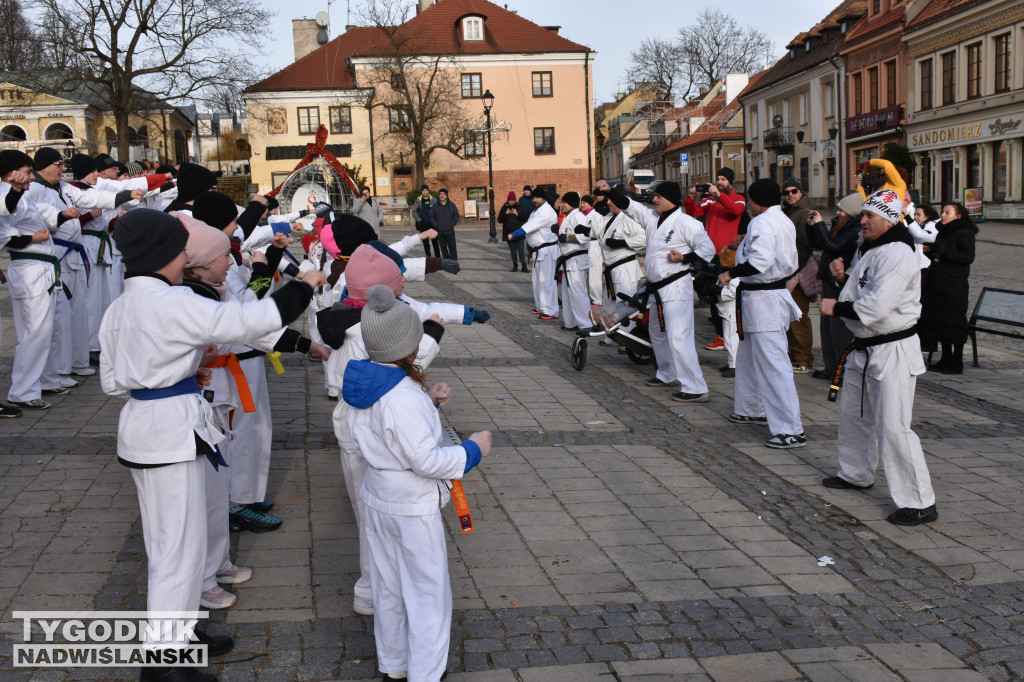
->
[693, 169, 746, 351]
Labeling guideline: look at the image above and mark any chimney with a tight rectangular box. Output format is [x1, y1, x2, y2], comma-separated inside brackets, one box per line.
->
[724, 73, 749, 105]
[543, 25, 561, 34]
[292, 19, 319, 61]
[417, 0, 434, 14]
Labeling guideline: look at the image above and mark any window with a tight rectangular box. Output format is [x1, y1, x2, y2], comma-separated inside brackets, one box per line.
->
[966, 43, 982, 100]
[390, 72, 405, 90]
[871, 0, 881, 14]
[532, 71, 552, 97]
[462, 16, 483, 41]
[995, 33, 1011, 93]
[824, 82, 834, 117]
[941, 52, 956, 105]
[993, 140, 1008, 201]
[389, 107, 410, 133]
[885, 60, 896, 107]
[852, 73, 863, 115]
[465, 130, 485, 157]
[799, 93, 808, 124]
[920, 59, 933, 110]
[329, 106, 352, 134]
[533, 127, 555, 154]
[461, 73, 482, 99]
[868, 67, 879, 111]
[297, 107, 319, 135]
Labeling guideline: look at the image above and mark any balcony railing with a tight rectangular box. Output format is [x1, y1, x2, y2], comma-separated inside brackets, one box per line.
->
[763, 126, 795, 150]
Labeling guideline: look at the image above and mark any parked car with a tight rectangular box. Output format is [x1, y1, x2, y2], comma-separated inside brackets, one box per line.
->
[625, 169, 656, 200]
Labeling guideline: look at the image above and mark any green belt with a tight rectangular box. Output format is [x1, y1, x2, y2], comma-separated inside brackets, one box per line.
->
[8, 252, 72, 298]
[81, 229, 112, 264]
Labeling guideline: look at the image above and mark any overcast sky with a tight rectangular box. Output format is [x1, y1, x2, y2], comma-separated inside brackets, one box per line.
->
[258, 0, 829, 103]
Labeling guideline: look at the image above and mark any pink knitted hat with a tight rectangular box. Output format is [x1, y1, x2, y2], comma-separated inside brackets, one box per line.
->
[344, 244, 402, 301]
[173, 211, 230, 268]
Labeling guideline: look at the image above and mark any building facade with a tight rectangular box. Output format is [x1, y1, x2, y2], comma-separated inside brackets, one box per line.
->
[904, 0, 1024, 218]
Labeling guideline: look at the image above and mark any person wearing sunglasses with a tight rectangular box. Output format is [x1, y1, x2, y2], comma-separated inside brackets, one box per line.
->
[780, 177, 815, 375]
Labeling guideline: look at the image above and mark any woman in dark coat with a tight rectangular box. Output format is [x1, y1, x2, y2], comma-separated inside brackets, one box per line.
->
[807, 193, 863, 380]
[920, 202, 978, 374]
[498, 191, 529, 272]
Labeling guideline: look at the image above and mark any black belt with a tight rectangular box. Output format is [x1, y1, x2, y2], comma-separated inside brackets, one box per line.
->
[528, 241, 559, 256]
[829, 326, 918, 415]
[638, 269, 690, 332]
[603, 255, 637, 299]
[235, 349, 266, 362]
[735, 277, 790, 340]
[554, 249, 588, 282]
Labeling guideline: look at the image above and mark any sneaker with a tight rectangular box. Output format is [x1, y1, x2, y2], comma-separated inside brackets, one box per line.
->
[353, 598, 374, 616]
[88, 350, 101, 366]
[10, 399, 51, 410]
[531, 309, 542, 315]
[247, 499, 275, 513]
[887, 505, 938, 526]
[728, 413, 767, 425]
[199, 585, 237, 609]
[0, 404, 22, 418]
[591, 302, 601, 308]
[719, 367, 735, 378]
[194, 629, 234, 657]
[229, 507, 282, 532]
[645, 377, 671, 387]
[766, 433, 807, 449]
[521, 267, 530, 274]
[792, 365, 812, 374]
[821, 476, 873, 490]
[812, 369, 831, 380]
[672, 392, 709, 402]
[42, 387, 71, 396]
[705, 335, 725, 350]
[71, 367, 96, 376]
[599, 338, 614, 346]
[539, 314, 557, 320]
[560, 325, 579, 332]
[58, 376, 79, 389]
[216, 565, 253, 585]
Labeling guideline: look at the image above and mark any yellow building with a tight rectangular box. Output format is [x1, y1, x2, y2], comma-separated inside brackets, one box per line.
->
[0, 73, 194, 163]
[243, 0, 596, 210]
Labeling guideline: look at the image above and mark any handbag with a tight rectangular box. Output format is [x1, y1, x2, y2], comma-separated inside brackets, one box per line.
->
[796, 255, 822, 300]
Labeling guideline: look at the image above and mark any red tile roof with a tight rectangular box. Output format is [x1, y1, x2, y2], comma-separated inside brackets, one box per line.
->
[247, 0, 590, 93]
[905, 0, 986, 31]
[842, 3, 904, 43]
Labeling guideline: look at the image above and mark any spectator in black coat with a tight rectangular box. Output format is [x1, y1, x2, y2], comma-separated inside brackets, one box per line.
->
[920, 202, 978, 374]
[498, 191, 528, 272]
[518, 185, 533, 221]
[807, 193, 862, 381]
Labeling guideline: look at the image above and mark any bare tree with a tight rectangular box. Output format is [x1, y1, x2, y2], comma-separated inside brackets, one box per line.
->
[0, 0, 41, 71]
[624, 37, 688, 102]
[357, 0, 476, 187]
[677, 9, 775, 94]
[28, 0, 273, 161]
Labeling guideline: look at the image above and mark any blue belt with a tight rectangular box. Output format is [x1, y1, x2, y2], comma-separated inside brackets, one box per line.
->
[129, 376, 227, 470]
[53, 238, 90, 282]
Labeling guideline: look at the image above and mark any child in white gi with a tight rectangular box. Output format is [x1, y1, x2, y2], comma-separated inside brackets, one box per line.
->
[99, 208, 324, 682]
[344, 284, 492, 682]
[555, 192, 593, 331]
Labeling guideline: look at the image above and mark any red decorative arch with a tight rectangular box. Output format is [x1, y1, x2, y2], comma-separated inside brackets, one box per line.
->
[266, 124, 359, 198]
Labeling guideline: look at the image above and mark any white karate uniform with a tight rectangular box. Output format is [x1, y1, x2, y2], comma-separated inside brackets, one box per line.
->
[348, 374, 469, 682]
[592, 209, 646, 322]
[717, 278, 739, 369]
[0, 195, 62, 400]
[907, 219, 938, 269]
[834, 236, 934, 510]
[99, 275, 290, 648]
[556, 208, 593, 329]
[520, 202, 559, 316]
[95, 176, 151, 304]
[587, 219, 604, 305]
[326, 315, 440, 613]
[732, 205, 804, 435]
[623, 199, 715, 393]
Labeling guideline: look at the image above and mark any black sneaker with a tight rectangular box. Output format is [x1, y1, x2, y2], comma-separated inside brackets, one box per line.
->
[728, 413, 767, 425]
[10, 399, 51, 410]
[229, 507, 282, 532]
[812, 369, 831, 380]
[246, 499, 275, 513]
[645, 377, 670, 387]
[719, 367, 735, 378]
[672, 392, 709, 402]
[0, 404, 22, 418]
[42, 387, 71, 396]
[821, 476, 873, 490]
[887, 505, 938, 526]
[194, 629, 234, 657]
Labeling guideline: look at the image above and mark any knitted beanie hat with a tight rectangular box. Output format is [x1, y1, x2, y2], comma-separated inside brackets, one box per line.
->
[33, 147, 63, 171]
[717, 167, 735, 184]
[837, 193, 864, 218]
[360, 284, 423, 363]
[126, 161, 144, 177]
[0, 149, 33, 177]
[561, 191, 580, 209]
[344, 244, 402, 301]
[654, 181, 682, 205]
[70, 153, 97, 181]
[94, 153, 118, 172]
[173, 212, 231, 268]
[192, 191, 239, 231]
[747, 179, 782, 207]
[176, 162, 217, 202]
[114, 208, 189, 274]
[861, 189, 903, 224]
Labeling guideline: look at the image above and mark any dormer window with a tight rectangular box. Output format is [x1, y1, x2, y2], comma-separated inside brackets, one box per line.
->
[462, 16, 483, 41]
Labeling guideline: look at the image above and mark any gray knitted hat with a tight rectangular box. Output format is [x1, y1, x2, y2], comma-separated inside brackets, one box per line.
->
[361, 284, 423, 363]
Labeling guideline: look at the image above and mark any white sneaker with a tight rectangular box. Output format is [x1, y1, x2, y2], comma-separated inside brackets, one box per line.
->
[59, 376, 79, 389]
[352, 598, 374, 616]
[200, 585, 237, 609]
[216, 565, 253, 585]
[71, 367, 96, 376]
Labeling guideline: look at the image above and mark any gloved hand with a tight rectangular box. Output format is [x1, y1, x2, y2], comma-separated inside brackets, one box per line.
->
[298, 209, 310, 218]
[441, 259, 460, 274]
[605, 237, 627, 249]
[550, 224, 559, 234]
[463, 307, 491, 324]
[509, 228, 526, 240]
[557, 233, 567, 243]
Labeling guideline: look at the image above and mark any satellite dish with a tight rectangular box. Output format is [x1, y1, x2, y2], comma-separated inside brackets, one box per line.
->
[316, 30, 328, 44]
[772, 114, 784, 129]
[315, 11, 330, 27]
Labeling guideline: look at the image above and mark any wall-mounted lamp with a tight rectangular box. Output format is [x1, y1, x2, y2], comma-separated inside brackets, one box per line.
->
[745, 142, 753, 153]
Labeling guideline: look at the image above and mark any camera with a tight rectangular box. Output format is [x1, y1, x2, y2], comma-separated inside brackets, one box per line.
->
[695, 183, 712, 197]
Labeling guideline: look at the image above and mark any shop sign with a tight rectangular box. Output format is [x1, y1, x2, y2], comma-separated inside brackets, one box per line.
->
[964, 187, 983, 219]
[845, 105, 901, 139]
[909, 114, 1024, 150]
[777, 154, 793, 167]
[822, 141, 837, 159]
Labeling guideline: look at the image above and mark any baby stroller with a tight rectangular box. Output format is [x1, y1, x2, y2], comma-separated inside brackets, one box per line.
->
[570, 292, 654, 371]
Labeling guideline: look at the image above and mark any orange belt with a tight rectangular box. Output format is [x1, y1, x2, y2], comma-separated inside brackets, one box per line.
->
[203, 354, 256, 413]
[450, 480, 474, 534]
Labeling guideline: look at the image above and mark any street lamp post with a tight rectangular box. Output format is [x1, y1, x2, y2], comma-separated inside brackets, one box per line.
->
[481, 90, 497, 243]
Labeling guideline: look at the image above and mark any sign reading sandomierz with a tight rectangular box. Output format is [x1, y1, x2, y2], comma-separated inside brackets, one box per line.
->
[12, 611, 208, 668]
[908, 114, 1023, 151]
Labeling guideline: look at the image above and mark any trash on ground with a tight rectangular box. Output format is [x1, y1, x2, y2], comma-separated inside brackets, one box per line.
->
[817, 555, 835, 567]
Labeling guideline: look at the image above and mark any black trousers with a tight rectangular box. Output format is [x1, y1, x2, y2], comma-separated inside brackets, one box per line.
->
[416, 221, 441, 257]
[435, 231, 457, 260]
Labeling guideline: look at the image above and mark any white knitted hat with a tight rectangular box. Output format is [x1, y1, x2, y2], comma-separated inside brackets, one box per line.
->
[861, 189, 903, 224]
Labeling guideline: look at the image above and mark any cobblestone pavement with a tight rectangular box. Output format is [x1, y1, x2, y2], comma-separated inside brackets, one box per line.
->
[0, 222, 1023, 681]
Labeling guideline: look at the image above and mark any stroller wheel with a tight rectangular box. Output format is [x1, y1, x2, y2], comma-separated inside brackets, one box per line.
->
[626, 348, 653, 365]
[571, 337, 588, 371]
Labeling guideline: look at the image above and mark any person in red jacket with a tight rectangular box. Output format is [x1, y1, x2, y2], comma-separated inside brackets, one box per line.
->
[693, 167, 746, 349]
